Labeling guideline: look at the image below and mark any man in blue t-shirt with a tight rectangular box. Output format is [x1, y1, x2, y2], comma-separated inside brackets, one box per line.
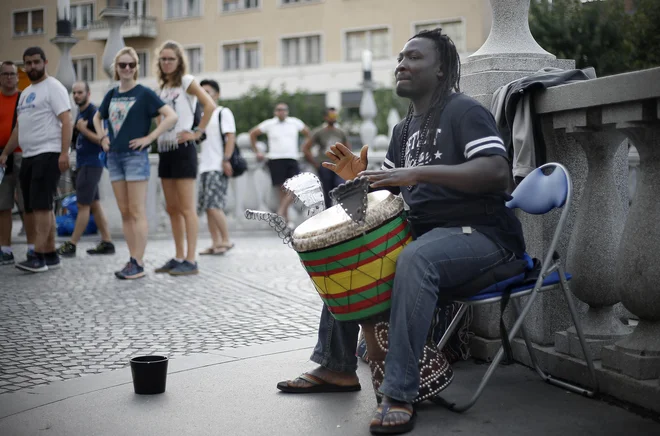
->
[277, 29, 526, 434]
[57, 82, 114, 258]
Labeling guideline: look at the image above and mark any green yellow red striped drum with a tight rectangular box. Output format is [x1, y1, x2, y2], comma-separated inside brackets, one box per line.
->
[291, 191, 412, 321]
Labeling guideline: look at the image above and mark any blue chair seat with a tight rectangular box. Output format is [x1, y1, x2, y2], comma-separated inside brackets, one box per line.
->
[458, 271, 572, 303]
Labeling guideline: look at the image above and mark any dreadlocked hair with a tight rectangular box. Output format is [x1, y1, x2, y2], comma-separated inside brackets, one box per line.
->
[400, 28, 461, 168]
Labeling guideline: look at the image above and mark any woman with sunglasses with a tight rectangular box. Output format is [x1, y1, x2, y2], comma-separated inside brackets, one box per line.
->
[93, 47, 178, 280]
[153, 40, 216, 276]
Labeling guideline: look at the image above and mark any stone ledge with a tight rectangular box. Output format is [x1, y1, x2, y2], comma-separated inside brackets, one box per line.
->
[602, 345, 660, 381]
[510, 339, 660, 415]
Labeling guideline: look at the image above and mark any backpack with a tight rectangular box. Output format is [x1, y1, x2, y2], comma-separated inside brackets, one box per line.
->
[217, 107, 247, 177]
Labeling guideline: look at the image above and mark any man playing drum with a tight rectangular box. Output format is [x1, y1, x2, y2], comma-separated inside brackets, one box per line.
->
[278, 28, 526, 435]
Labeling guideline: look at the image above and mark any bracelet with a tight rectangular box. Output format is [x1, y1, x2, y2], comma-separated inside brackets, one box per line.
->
[223, 157, 230, 162]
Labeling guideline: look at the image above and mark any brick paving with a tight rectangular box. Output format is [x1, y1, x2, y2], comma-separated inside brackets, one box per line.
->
[0, 233, 322, 395]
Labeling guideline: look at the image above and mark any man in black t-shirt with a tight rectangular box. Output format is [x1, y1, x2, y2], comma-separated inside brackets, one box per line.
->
[277, 29, 525, 434]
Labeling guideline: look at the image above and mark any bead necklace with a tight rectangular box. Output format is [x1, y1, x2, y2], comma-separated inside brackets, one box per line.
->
[399, 111, 433, 191]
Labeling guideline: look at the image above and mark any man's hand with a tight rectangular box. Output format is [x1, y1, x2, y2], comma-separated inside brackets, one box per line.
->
[323, 143, 368, 181]
[222, 160, 233, 177]
[76, 118, 87, 132]
[0, 154, 7, 168]
[256, 151, 265, 162]
[359, 168, 418, 188]
[58, 153, 70, 173]
[129, 136, 153, 150]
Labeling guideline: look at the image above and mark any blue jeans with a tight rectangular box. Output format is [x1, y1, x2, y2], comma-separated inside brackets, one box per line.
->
[310, 226, 513, 402]
[107, 150, 150, 182]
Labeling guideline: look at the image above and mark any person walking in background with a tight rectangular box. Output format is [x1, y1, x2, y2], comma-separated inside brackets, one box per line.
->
[153, 40, 216, 276]
[197, 79, 235, 256]
[0, 60, 31, 265]
[93, 47, 178, 280]
[0, 47, 72, 273]
[302, 107, 350, 208]
[57, 81, 115, 258]
[249, 103, 310, 225]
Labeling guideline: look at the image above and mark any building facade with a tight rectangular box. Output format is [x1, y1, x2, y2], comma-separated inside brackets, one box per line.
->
[1, 0, 492, 108]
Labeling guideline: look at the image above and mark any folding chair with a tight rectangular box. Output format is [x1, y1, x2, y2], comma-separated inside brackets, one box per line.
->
[435, 162, 599, 412]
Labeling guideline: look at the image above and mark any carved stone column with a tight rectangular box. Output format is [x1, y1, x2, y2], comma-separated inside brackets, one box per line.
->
[51, 0, 78, 92]
[100, 1, 129, 78]
[556, 130, 631, 359]
[603, 124, 660, 380]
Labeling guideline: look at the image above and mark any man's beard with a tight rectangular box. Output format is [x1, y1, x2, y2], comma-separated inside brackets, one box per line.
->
[76, 98, 89, 107]
[27, 68, 45, 81]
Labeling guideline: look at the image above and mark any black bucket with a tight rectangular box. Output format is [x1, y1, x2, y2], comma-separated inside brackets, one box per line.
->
[130, 355, 169, 395]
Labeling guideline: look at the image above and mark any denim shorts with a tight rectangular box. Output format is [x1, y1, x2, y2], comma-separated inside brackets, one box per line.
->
[107, 151, 150, 182]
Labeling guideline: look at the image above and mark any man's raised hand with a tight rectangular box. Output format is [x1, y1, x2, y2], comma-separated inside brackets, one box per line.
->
[322, 143, 369, 181]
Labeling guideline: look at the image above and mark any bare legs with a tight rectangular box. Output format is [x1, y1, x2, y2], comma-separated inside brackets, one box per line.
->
[69, 201, 111, 245]
[112, 180, 148, 264]
[162, 178, 198, 263]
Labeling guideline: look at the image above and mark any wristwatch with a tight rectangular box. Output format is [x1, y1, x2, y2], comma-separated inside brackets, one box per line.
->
[223, 157, 230, 162]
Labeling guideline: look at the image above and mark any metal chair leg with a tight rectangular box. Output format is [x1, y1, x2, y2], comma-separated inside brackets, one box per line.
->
[511, 298, 551, 381]
[557, 264, 599, 395]
[436, 304, 468, 350]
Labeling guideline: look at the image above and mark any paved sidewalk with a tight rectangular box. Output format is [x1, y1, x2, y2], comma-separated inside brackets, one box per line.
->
[0, 233, 319, 394]
[0, 338, 658, 435]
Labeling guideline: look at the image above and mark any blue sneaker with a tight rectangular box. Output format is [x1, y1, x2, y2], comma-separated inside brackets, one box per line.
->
[0, 251, 14, 266]
[45, 253, 61, 270]
[168, 260, 199, 276]
[16, 256, 48, 273]
[155, 258, 182, 274]
[115, 258, 145, 280]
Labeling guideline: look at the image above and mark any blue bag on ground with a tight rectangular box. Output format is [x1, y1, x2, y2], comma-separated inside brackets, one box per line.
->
[56, 195, 98, 236]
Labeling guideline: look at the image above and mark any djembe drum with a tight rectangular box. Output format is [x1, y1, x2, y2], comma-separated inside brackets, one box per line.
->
[291, 189, 453, 404]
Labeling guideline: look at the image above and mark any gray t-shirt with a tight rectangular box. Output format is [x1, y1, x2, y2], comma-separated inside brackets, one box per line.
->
[310, 125, 348, 165]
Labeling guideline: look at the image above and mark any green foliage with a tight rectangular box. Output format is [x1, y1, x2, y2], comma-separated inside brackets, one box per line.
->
[339, 87, 409, 136]
[218, 85, 326, 134]
[529, 0, 660, 76]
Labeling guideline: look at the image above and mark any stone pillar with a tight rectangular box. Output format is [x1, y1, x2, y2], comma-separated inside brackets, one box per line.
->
[51, 0, 78, 92]
[602, 124, 660, 380]
[359, 50, 377, 148]
[100, 0, 129, 78]
[459, 0, 575, 359]
[555, 130, 632, 359]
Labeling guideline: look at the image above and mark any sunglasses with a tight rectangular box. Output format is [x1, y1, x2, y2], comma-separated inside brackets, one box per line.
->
[118, 62, 137, 70]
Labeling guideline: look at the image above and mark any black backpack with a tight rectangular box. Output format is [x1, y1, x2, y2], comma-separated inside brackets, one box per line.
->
[217, 107, 247, 178]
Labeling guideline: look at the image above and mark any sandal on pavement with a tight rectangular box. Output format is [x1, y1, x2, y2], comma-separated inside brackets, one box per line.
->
[277, 373, 361, 394]
[200, 246, 226, 255]
[369, 403, 417, 435]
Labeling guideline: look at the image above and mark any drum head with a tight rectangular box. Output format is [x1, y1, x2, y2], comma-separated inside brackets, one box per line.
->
[292, 190, 404, 253]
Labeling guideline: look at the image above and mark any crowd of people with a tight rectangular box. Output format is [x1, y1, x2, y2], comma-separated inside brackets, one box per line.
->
[1, 27, 529, 434]
[0, 42, 351, 277]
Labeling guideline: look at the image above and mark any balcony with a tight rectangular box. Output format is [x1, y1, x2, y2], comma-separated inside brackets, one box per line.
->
[87, 15, 157, 41]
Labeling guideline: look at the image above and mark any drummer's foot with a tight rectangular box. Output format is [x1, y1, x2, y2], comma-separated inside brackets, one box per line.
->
[369, 397, 416, 435]
[289, 366, 359, 388]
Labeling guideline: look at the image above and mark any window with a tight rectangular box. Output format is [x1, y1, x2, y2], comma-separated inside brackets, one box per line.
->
[125, 0, 147, 17]
[222, 0, 259, 12]
[73, 57, 95, 82]
[70, 3, 94, 30]
[13, 9, 45, 36]
[222, 42, 259, 71]
[166, 0, 201, 19]
[415, 21, 466, 53]
[137, 51, 149, 78]
[282, 35, 321, 66]
[185, 47, 202, 74]
[345, 28, 389, 61]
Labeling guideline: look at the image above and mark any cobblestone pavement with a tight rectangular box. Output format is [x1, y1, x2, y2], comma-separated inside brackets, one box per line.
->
[0, 233, 323, 395]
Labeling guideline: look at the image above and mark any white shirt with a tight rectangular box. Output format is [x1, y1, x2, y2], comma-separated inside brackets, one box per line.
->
[16, 77, 71, 158]
[257, 117, 305, 160]
[157, 74, 196, 152]
[199, 106, 236, 175]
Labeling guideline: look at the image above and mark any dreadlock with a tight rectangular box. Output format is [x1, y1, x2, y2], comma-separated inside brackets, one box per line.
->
[400, 28, 461, 171]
